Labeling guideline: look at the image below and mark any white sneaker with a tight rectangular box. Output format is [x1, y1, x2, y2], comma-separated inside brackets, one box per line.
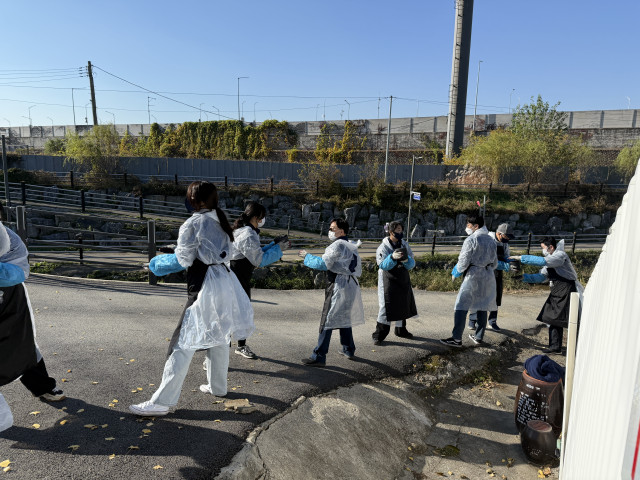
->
[235, 345, 257, 359]
[203, 360, 207, 371]
[199, 385, 226, 397]
[128, 400, 169, 417]
[39, 389, 66, 402]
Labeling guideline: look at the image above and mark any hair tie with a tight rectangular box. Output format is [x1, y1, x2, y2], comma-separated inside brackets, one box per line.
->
[383, 223, 389, 233]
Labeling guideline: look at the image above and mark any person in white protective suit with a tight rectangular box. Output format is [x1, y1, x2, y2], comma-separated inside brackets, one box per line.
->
[510, 236, 583, 354]
[1, 224, 66, 431]
[467, 222, 518, 332]
[441, 214, 498, 347]
[228, 201, 291, 359]
[372, 220, 417, 345]
[298, 218, 365, 366]
[130, 181, 254, 417]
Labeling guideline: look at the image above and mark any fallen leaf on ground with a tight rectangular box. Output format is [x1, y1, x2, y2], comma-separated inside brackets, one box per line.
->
[108, 454, 116, 460]
[0, 461, 10, 468]
[29, 411, 41, 415]
[101, 424, 108, 428]
[84, 424, 98, 430]
[214, 419, 222, 423]
[105, 437, 115, 441]
[137, 387, 143, 391]
[128, 446, 139, 450]
[496, 400, 502, 406]
[77, 409, 84, 413]
[68, 445, 80, 451]
[149, 384, 155, 386]
[91, 382, 99, 385]
[142, 429, 152, 434]
[61, 379, 68, 382]
[153, 465, 163, 470]
[129, 359, 135, 362]
[60, 420, 68, 425]
[67, 369, 72, 373]
[2, 467, 10, 473]
[111, 399, 118, 403]
[543, 467, 552, 475]
[32, 424, 40, 429]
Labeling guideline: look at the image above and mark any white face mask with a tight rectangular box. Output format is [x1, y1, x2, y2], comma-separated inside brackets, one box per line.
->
[465, 227, 474, 236]
[257, 218, 265, 228]
[328, 231, 337, 241]
[542, 248, 550, 256]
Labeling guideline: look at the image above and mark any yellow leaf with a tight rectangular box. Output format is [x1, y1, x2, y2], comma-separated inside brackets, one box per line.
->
[149, 384, 155, 386]
[67, 369, 72, 373]
[101, 424, 108, 428]
[3, 467, 10, 473]
[131, 390, 138, 393]
[91, 382, 99, 385]
[108, 403, 115, 408]
[496, 400, 502, 406]
[177, 426, 183, 429]
[253, 380, 260, 383]
[142, 429, 152, 434]
[137, 387, 143, 391]
[29, 411, 41, 415]
[153, 465, 163, 470]
[129, 359, 135, 362]
[214, 419, 222, 423]
[61, 407, 67, 411]
[61, 379, 68, 382]
[112, 399, 118, 403]
[108, 454, 116, 460]
[448, 471, 453, 475]
[68, 445, 80, 451]
[408, 446, 412, 451]
[371, 349, 376, 352]
[60, 420, 68, 425]
[128, 446, 139, 450]
[105, 437, 115, 441]
[32, 423, 41, 429]
[408, 456, 413, 461]
[543, 467, 552, 475]
[479, 448, 485, 454]
[0, 461, 10, 468]
[146, 422, 153, 427]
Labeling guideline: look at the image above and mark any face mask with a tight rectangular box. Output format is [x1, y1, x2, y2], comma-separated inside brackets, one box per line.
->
[465, 227, 474, 236]
[328, 231, 337, 241]
[258, 218, 266, 228]
[392, 232, 403, 241]
[542, 248, 550, 256]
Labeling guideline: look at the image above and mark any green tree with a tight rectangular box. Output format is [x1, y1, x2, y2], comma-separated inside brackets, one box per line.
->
[615, 139, 640, 180]
[65, 124, 122, 175]
[456, 96, 593, 183]
[510, 95, 568, 139]
[43, 138, 66, 155]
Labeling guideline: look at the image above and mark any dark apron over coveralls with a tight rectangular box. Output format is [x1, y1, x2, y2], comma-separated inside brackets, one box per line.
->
[382, 262, 417, 322]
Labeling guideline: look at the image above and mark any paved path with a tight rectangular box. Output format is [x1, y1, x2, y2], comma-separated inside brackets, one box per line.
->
[0, 275, 548, 479]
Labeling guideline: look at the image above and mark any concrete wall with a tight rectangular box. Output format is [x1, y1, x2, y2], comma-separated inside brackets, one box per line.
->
[3, 109, 639, 151]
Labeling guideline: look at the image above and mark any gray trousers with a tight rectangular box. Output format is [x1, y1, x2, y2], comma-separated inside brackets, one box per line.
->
[150, 343, 229, 407]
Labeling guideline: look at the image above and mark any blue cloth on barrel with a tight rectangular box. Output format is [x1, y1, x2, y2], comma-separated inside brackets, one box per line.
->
[524, 355, 565, 383]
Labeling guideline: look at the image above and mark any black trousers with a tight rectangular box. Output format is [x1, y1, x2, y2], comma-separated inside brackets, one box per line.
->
[372, 320, 408, 342]
[549, 325, 563, 350]
[20, 358, 57, 397]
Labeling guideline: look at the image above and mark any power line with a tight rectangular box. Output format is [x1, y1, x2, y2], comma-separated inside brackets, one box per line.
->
[91, 65, 236, 120]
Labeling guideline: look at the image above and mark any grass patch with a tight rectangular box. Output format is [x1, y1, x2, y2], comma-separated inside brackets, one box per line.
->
[459, 355, 503, 387]
[31, 261, 61, 274]
[86, 270, 149, 281]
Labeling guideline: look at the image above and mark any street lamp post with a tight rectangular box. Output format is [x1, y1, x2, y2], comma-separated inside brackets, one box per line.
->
[211, 105, 220, 120]
[148, 97, 156, 124]
[254, 102, 258, 123]
[237, 76, 248, 120]
[509, 89, 515, 114]
[47, 117, 54, 137]
[344, 100, 350, 121]
[473, 60, 483, 133]
[199, 103, 205, 122]
[242, 100, 246, 120]
[105, 110, 115, 126]
[71, 88, 77, 125]
[84, 103, 90, 124]
[27, 105, 36, 127]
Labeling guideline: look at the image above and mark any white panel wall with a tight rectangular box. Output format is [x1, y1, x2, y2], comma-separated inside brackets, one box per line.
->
[562, 159, 640, 479]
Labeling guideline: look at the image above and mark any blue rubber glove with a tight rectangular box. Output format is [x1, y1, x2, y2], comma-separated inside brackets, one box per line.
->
[379, 253, 397, 271]
[520, 255, 547, 267]
[303, 254, 328, 271]
[451, 264, 463, 278]
[261, 241, 275, 253]
[149, 254, 185, 276]
[0, 262, 26, 287]
[497, 260, 510, 271]
[523, 273, 547, 283]
[259, 244, 283, 268]
[402, 257, 416, 270]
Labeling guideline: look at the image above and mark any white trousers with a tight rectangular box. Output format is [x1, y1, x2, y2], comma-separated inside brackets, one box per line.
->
[150, 343, 229, 407]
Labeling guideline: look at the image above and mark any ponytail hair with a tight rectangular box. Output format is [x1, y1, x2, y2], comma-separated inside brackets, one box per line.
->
[233, 201, 267, 230]
[186, 181, 234, 242]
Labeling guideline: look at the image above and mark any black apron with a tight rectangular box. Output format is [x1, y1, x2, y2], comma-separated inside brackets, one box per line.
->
[382, 263, 417, 322]
[319, 271, 337, 333]
[166, 258, 212, 357]
[495, 244, 505, 307]
[230, 257, 254, 299]
[0, 284, 38, 386]
[536, 268, 577, 329]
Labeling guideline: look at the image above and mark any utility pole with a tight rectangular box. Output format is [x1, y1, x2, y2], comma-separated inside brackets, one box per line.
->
[445, 0, 474, 159]
[472, 60, 482, 133]
[2, 135, 10, 209]
[148, 97, 156, 124]
[384, 95, 393, 183]
[87, 61, 98, 126]
[237, 76, 248, 121]
[71, 88, 77, 125]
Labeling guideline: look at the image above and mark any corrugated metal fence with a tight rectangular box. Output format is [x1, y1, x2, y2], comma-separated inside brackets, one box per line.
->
[561, 158, 640, 478]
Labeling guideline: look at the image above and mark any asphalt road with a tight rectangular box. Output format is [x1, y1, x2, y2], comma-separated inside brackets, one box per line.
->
[0, 275, 548, 479]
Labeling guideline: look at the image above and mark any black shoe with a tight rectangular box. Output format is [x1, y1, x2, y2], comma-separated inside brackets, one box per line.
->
[468, 334, 482, 345]
[394, 328, 414, 339]
[39, 389, 66, 402]
[373, 339, 383, 346]
[488, 323, 501, 331]
[339, 351, 355, 360]
[542, 346, 562, 354]
[440, 337, 463, 348]
[301, 357, 325, 366]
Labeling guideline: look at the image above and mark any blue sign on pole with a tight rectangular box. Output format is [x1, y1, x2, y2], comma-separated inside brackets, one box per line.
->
[412, 192, 421, 201]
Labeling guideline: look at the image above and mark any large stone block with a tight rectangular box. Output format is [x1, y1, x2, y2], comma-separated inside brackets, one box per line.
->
[357, 205, 369, 219]
[455, 213, 468, 235]
[31, 217, 55, 227]
[587, 214, 602, 227]
[260, 197, 274, 209]
[307, 212, 321, 229]
[322, 202, 334, 210]
[379, 210, 393, 223]
[367, 214, 380, 229]
[437, 217, 455, 235]
[344, 206, 360, 227]
[301, 204, 312, 219]
[321, 210, 333, 221]
[101, 222, 123, 234]
[41, 232, 69, 241]
[509, 213, 520, 222]
[547, 216, 563, 229]
[312, 202, 322, 212]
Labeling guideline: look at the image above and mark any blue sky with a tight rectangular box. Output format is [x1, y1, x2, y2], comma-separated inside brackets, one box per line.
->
[1, 0, 638, 127]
